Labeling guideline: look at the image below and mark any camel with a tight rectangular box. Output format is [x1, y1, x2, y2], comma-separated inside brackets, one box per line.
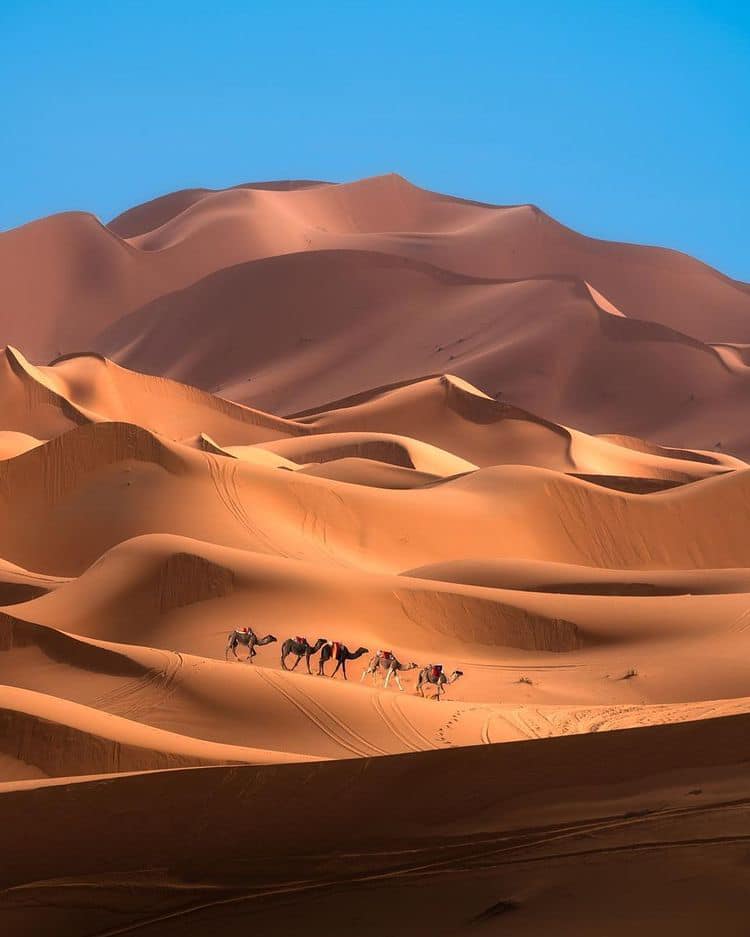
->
[225, 628, 277, 662]
[280, 636, 327, 674]
[416, 665, 463, 701]
[317, 642, 369, 679]
[360, 651, 418, 691]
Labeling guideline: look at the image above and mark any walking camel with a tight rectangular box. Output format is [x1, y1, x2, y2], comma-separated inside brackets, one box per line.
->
[225, 627, 277, 662]
[416, 665, 464, 701]
[281, 636, 328, 674]
[317, 642, 369, 679]
[360, 651, 418, 691]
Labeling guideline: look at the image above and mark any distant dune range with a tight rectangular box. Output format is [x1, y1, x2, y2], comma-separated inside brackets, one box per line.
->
[2, 174, 750, 454]
[2, 176, 750, 935]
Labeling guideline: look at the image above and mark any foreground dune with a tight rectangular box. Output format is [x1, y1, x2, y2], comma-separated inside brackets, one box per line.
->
[3, 175, 750, 933]
[3, 713, 750, 935]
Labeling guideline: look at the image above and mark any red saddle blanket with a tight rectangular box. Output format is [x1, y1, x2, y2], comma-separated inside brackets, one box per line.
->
[431, 665, 443, 680]
[378, 650, 394, 661]
[331, 641, 341, 658]
[295, 636, 306, 645]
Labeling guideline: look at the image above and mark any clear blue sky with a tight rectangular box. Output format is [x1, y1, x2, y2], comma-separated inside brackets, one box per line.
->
[2, 1, 748, 279]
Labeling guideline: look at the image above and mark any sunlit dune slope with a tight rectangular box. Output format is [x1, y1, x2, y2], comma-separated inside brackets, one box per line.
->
[2, 417, 750, 581]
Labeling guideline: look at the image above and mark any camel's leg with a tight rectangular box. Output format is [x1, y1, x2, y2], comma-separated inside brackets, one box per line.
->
[305, 652, 313, 675]
[383, 666, 392, 689]
[280, 652, 288, 670]
[361, 664, 375, 683]
[246, 643, 256, 663]
[341, 660, 348, 681]
[394, 671, 405, 692]
[291, 654, 303, 671]
[331, 660, 342, 679]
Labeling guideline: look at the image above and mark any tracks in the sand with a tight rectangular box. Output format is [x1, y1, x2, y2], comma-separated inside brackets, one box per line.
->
[91, 649, 184, 722]
[254, 668, 388, 758]
[370, 691, 435, 752]
[67, 797, 750, 937]
[205, 455, 286, 556]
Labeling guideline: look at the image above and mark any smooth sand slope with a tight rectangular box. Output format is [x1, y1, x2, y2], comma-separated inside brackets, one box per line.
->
[2, 175, 750, 934]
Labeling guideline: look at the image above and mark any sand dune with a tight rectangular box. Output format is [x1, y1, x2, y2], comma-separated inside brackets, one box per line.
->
[43, 350, 303, 444]
[292, 373, 744, 479]
[3, 175, 750, 933]
[3, 175, 750, 453]
[3, 713, 750, 935]
[107, 180, 328, 240]
[90, 253, 750, 456]
[257, 429, 477, 476]
[4, 416, 750, 581]
[101, 174, 750, 338]
[0, 683, 314, 782]
[0, 559, 64, 606]
[8, 529, 750, 713]
[405, 556, 750, 595]
[0, 431, 43, 461]
[297, 457, 443, 489]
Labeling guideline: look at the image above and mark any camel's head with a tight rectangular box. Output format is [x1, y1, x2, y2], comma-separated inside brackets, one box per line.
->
[356, 647, 369, 655]
[451, 670, 464, 682]
[267, 635, 278, 643]
[408, 662, 418, 670]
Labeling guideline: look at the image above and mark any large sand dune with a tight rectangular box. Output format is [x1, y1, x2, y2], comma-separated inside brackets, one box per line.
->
[2, 176, 750, 933]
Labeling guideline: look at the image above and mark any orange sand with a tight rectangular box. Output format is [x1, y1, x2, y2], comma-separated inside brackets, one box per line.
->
[2, 176, 750, 935]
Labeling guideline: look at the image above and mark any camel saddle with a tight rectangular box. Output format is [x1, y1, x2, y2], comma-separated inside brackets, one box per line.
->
[295, 636, 307, 645]
[331, 641, 341, 658]
[378, 649, 394, 661]
[431, 664, 443, 680]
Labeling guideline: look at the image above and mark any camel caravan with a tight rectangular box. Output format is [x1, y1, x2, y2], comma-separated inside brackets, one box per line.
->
[225, 628, 463, 700]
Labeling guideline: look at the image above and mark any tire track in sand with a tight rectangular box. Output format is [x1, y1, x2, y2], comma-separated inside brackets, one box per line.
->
[254, 668, 386, 758]
[370, 693, 423, 753]
[205, 455, 286, 556]
[81, 799, 750, 937]
[390, 694, 438, 750]
[92, 650, 184, 721]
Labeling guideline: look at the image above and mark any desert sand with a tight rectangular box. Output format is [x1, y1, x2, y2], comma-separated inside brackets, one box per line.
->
[2, 175, 750, 935]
